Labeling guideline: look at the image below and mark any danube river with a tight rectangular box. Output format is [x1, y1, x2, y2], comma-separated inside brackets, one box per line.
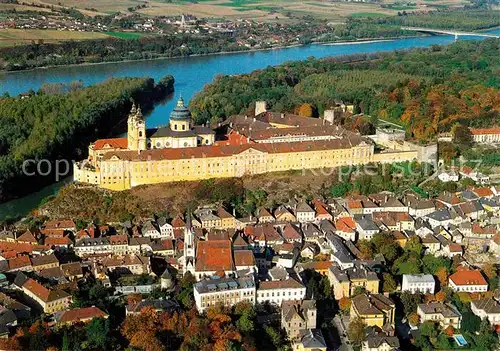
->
[0, 30, 498, 219]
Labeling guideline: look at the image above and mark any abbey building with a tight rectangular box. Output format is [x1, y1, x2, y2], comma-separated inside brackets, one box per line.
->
[74, 99, 420, 191]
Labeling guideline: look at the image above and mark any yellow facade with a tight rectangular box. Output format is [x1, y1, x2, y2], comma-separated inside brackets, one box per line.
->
[76, 142, 379, 191]
[74, 101, 420, 191]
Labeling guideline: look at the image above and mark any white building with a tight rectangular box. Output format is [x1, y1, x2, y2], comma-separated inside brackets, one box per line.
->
[295, 202, 316, 223]
[438, 171, 459, 183]
[256, 278, 306, 306]
[402, 274, 435, 294]
[448, 270, 488, 293]
[417, 303, 461, 329]
[470, 128, 500, 144]
[470, 298, 500, 325]
[193, 276, 256, 312]
[74, 237, 111, 256]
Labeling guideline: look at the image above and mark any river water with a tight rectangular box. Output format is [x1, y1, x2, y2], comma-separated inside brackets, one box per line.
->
[0, 30, 498, 219]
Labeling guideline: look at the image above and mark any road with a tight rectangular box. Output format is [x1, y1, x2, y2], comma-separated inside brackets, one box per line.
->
[332, 315, 354, 351]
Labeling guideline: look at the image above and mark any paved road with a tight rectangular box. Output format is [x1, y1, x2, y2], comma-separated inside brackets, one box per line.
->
[332, 315, 354, 351]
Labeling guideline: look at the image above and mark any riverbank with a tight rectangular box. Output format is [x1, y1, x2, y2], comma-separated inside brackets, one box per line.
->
[4, 28, 500, 76]
[0, 36, 424, 75]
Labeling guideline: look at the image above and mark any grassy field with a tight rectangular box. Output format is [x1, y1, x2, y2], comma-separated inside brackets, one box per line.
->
[0, 29, 110, 47]
[349, 12, 392, 18]
[105, 31, 144, 39]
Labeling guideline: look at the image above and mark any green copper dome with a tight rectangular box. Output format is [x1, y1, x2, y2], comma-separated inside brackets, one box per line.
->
[170, 97, 191, 121]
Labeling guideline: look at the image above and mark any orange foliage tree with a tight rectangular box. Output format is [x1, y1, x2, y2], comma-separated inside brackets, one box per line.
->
[297, 103, 314, 117]
[408, 312, 420, 326]
[339, 297, 351, 314]
[435, 267, 448, 287]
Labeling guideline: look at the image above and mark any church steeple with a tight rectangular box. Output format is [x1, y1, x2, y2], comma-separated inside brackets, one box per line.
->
[183, 212, 196, 275]
[127, 103, 146, 151]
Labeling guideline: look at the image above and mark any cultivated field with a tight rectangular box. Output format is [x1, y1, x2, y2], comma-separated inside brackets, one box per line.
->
[0, 29, 110, 47]
[26, 0, 471, 21]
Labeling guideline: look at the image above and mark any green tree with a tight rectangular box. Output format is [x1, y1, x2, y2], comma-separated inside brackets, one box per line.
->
[382, 273, 397, 293]
[347, 318, 366, 345]
[330, 182, 352, 197]
[400, 291, 421, 317]
[86, 318, 110, 349]
[405, 236, 423, 255]
[420, 321, 438, 338]
[436, 333, 452, 349]
[452, 124, 473, 150]
[460, 311, 481, 333]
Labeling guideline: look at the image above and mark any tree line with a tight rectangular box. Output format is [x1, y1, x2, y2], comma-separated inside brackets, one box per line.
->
[0, 75, 175, 203]
[189, 39, 499, 142]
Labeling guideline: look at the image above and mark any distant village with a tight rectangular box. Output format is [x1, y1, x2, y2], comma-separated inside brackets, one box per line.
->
[0, 7, 329, 48]
[0, 181, 499, 349]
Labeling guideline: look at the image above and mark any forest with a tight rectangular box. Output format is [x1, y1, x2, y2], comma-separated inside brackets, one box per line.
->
[0, 75, 174, 203]
[189, 39, 500, 142]
[0, 34, 247, 71]
[321, 10, 500, 42]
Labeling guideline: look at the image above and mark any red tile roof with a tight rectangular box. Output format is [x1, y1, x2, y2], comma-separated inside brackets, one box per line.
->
[8, 255, 32, 270]
[233, 250, 255, 267]
[470, 128, 500, 135]
[171, 215, 185, 228]
[40, 229, 66, 237]
[17, 230, 37, 243]
[93, 138, 128, 150]
[23, 278, 50, 301]
[102, 136, 367, 162]
[335, 217, 356, 233]
[0, 242, 49, 255]
[300, 261, 334, 271]
[109, 235, 128, 244]
[449, 269, 487, 286]
[282, 223, 302, 240]
[58, 307, 108, 324]
[45, 236, 73, 246]
[448, 243, 463, 253]
[43, 219, 76, 230]
[259, 279, 304, 290]
[195, 240, 234, 272]
[472, 187, 494, 198]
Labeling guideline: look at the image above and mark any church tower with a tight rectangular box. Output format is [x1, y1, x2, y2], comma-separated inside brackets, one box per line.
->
[183, 213, 196, 276]
[127, 103, 147, 151]
[169, 97, 192, 132]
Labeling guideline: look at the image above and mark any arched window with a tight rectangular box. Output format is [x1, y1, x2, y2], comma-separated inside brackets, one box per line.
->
[139, 131, 143, 137]
[174, 124, 178, 130]
[182, 124, 186, 131]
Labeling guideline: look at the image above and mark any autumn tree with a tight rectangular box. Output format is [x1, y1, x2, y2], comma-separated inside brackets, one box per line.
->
[408, 312, 420, 326]
[339, 297, 352, 314]
[122, 306, 163, 351]
[297, 103, 314, 117]
[435, 267, 448, 288]
[357, 240, 374, 260]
